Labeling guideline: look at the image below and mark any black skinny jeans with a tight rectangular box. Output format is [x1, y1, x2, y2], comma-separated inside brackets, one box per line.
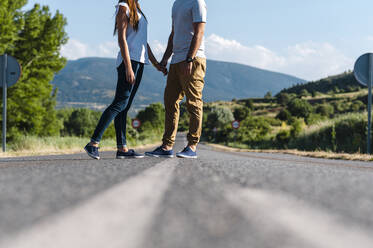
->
[91, 60, 144, 148]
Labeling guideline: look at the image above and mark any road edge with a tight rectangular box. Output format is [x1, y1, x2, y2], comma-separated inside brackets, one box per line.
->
[203, 142, 373, 162]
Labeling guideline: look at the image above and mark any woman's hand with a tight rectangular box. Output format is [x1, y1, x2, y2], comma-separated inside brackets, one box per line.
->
[126, 66, 135, 84]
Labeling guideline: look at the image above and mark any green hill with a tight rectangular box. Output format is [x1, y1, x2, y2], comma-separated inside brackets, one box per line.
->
[279, 72, 362, 95]
[51, 57, 305, 111]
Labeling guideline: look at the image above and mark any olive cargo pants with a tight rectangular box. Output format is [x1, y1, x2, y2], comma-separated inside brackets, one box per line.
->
[162, 57, 206, 147]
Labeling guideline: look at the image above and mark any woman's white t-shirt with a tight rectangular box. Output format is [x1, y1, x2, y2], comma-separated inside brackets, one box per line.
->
[115, 3, 149, 67]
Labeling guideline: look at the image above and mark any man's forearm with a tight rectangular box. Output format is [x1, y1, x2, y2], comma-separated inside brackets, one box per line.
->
[187, 23, 205, 60]
[187, 32, 203, 59]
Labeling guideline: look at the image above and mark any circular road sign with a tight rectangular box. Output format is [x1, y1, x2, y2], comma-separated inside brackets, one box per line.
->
[232, 120, 240, 130]
[131, 119, 141, 129]
[354, 53, 373, 87]
[0, 55, 21, 88]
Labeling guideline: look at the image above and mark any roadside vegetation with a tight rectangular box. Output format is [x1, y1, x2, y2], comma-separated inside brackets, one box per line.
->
[194, 72, 371, 155]
[4, 103, 164, 155]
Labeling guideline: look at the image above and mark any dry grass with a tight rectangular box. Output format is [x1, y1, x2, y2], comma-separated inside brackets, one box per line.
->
[1, 136, 160, 158]
[334, 90, 367, 98]
[301, 112, 367, 136]
[206, 143, 373, 162]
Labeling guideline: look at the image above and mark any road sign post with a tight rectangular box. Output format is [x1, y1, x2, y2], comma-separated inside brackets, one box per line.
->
[2, 55, 7, 153]
[212, 127, 218, 141]
[354, 53, 373, 154]
[369, 54, 373, 154]
[231, 120, 240, 145]
[0, 54, 21, 152]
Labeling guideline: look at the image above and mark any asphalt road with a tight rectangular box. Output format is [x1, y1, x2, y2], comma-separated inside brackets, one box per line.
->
[1, 135, 373, 248]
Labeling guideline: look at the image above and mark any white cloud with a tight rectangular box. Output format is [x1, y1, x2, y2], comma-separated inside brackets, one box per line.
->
[61, 35, 354, 81]
[149, 40, 167, 59]
[205, 34, 286, 69]
[61, 39, 166, 61]
[205, 34, 353, 80]
[61, 39, 118, 60]
[97, 41, 118, 58]
[61, 39, 90, 60]
[284, 42, 353, 80]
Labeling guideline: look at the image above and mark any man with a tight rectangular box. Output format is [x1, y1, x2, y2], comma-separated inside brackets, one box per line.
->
[146, 0, 207, 159]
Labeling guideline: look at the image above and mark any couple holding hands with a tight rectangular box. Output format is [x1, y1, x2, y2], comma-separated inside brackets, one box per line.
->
[85, 0, 207, 160]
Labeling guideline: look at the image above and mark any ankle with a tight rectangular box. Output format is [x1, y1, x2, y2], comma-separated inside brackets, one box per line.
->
[118, 147, 129, 152]
[162, 145, 173, 151]
[89, 142, 99, 147]
[188, 145, 196, 152]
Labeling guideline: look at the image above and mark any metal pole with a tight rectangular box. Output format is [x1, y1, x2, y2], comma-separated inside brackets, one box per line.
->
[2, 54, 7, 152]
[368, 54, 373, 154]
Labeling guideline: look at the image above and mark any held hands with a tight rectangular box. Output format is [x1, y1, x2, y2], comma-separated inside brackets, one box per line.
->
[155, 60, 168, 76]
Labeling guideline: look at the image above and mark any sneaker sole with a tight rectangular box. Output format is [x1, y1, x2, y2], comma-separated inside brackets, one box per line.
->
[145, 153, 174, 158]
[116, 155, 145, 159]
[176, 154, 198, 159]
[84, 147, 100, 160]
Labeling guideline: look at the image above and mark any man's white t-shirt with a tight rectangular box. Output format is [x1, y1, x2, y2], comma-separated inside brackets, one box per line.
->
[171, 0, 207, 65]
[115, 3, 149, 67]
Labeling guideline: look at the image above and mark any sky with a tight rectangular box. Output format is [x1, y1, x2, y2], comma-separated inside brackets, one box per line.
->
[24, 0, 373, 80]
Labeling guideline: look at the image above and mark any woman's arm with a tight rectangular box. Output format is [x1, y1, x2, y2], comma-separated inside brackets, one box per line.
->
[147, 44, 167, 75]
[160, 26, 174, 67]
[117, 6, 135, 84]
[147, 44, 158, 66]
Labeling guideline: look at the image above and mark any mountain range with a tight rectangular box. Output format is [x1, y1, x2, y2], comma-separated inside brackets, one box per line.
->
[51, 57, 306, 111]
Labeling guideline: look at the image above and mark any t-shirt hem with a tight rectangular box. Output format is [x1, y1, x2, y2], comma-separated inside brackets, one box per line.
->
[170, 56, 206, 65]
[193, 19, 207, 23]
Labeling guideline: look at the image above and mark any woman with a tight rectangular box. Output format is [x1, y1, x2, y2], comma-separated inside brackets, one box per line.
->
[85, 0, 166, 160]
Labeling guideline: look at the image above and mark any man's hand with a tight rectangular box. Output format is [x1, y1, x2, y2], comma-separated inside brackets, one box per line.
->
[155, 63, 168, 76]
[160, 59, 168, 68]
[182, 61, 193, 76]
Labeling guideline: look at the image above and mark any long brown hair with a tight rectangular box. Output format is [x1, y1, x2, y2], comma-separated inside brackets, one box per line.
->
[114, 0, 146, 35]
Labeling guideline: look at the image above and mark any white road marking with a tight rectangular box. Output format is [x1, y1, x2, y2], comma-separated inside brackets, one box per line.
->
[225, 186, 373, 248]
[1, 159, 177, 248]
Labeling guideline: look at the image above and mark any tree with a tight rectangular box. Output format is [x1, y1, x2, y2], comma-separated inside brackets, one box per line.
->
[290, 118, 304, 138]
[206, 106, 234, 129]
[64, 109, 101, 137]
[233, 107, 250, 121]
[316, 104, 334, 117]
[137, 102, 165, 132]
[276, 109, 292, 122]
[245, 99, 254, 110]
[276, 130, 291, 148]
[0, 0, 26, 54]
[350, 100, 364, 112]
[178, 103, 189, 131]
[1, 2, 68, 139]
[277, 93, 291, 106]
[287, 99, 313, 119]
[299, 89, 309, 98]
[264, 91, 272, 99]
[236, 116, 271, 144]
